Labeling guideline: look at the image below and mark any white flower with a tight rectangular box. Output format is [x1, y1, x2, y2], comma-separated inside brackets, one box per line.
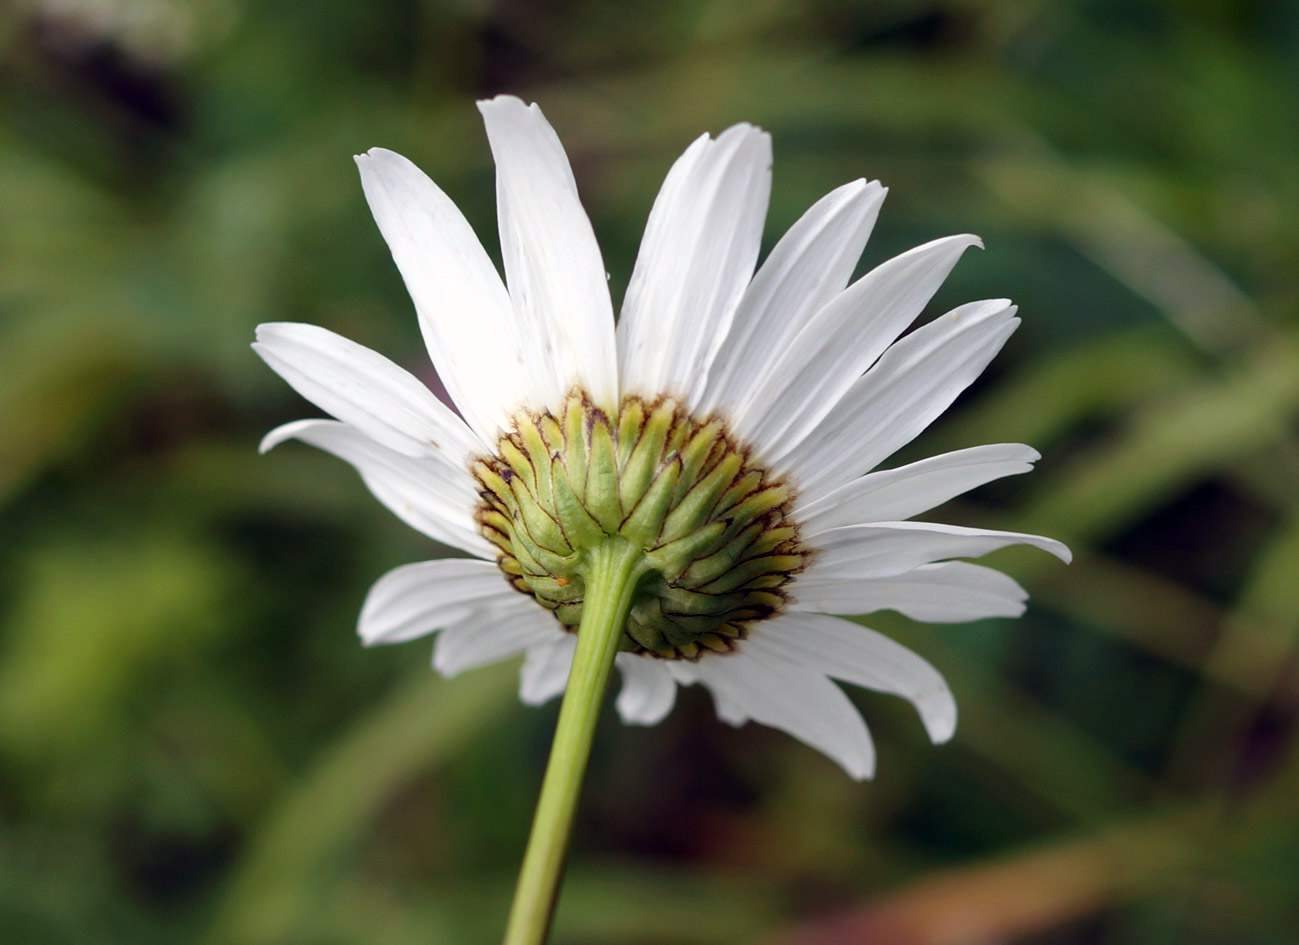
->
[254, 95, 1069, 780]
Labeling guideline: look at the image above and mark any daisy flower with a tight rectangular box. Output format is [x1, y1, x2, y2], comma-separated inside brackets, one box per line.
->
[254, 95, 1069, 783]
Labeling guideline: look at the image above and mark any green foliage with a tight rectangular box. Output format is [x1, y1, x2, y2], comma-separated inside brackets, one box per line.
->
[1, 1, 1296, 942]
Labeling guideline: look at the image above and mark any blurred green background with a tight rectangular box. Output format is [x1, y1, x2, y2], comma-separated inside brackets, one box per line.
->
[2, 1, 1297, 943]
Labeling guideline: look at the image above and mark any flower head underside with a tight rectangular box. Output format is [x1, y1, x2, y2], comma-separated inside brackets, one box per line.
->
[474, 391, 806, 660]
[254, 95, 1070, 779]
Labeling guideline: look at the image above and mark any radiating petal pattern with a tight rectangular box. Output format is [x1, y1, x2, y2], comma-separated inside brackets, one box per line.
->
[479, 96, 618, 411]
[254, 321, 482, 461]
[433, 594, 562, 676]
[780, 299, 1020, 501]
[617, 124, 772, 407]
[793, 561, 1029, 622]
[797, 443, 1041, 532]
[257, 97, 1068, 779]
[359, 558, 516, 645]
[678, 648, 876, 780]
[736, 235, 982, 451]
[802, 520, 1071, 587]
[260, 419, 490, 557]
[700, 179, 886, 420]
[356, 148, 533, 441]
[747, 613, 956, 743]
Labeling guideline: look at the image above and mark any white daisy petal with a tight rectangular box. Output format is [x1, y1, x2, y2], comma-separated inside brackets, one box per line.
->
[681, 647, 875, 779]
[801, 521, 1072, 588]
[519, 636, 578, 706]
[781, 299, 1020, 502]
[355, 148, 533, 440]
[478, 96, 618, 411]
[699, 179, 887, 419]
[747, 613, 956, 743]
[358, 559, 516, 645]
[259, 101, 1070, 785]
[798, 443, 1041, 533]
[433, 594, 562, 676]
[617, 124, 772, 406]
[794, 561, 1029, 622]
[614, 655, 678, 725]
[260, 419, 491, 557]
[253, 322, 482, 461]
[738, 235, 983, 450]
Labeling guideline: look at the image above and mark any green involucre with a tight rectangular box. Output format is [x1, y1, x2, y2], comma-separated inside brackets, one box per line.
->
[473, 392, 806, 660]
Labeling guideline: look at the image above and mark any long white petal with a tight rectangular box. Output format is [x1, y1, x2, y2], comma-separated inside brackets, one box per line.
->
[738, 235, 982, 451]
[617, 124, 772, 407]
[699, 179, 886, 419]
[478, 96, 618, 411]
[519, 636, 577, 705]
[253, 322, 482, 461]
[355, 148, 533, 441]
[433, 593, 561, 676]
[675, 649, 875, 779]
[614, 655, 677, 725]
[747, 613, 956, 743]
[358, 559, 517, 645]
[800, 521, 1072, 586]
[793, 561, 1029, 622]
[781, 299, 1020, 502]
[797, 443, 1041, 532]
[260, 419, 491, 558]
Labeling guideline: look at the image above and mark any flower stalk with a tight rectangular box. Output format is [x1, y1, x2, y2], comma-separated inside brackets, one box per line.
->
[502, 538, 644, 945]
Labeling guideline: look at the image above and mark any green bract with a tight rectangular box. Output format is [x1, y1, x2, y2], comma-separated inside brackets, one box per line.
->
[473, 392, 806, 660]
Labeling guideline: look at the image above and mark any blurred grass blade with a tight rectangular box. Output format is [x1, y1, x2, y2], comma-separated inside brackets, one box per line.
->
[206, 664, 518, 945]
[760, 807, 1211, 945]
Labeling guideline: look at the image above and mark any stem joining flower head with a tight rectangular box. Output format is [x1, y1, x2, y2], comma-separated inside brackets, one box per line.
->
[473, 391, 808, 660]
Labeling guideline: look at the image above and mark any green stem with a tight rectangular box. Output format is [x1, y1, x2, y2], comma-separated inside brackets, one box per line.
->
[501, 539, 643, 945]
